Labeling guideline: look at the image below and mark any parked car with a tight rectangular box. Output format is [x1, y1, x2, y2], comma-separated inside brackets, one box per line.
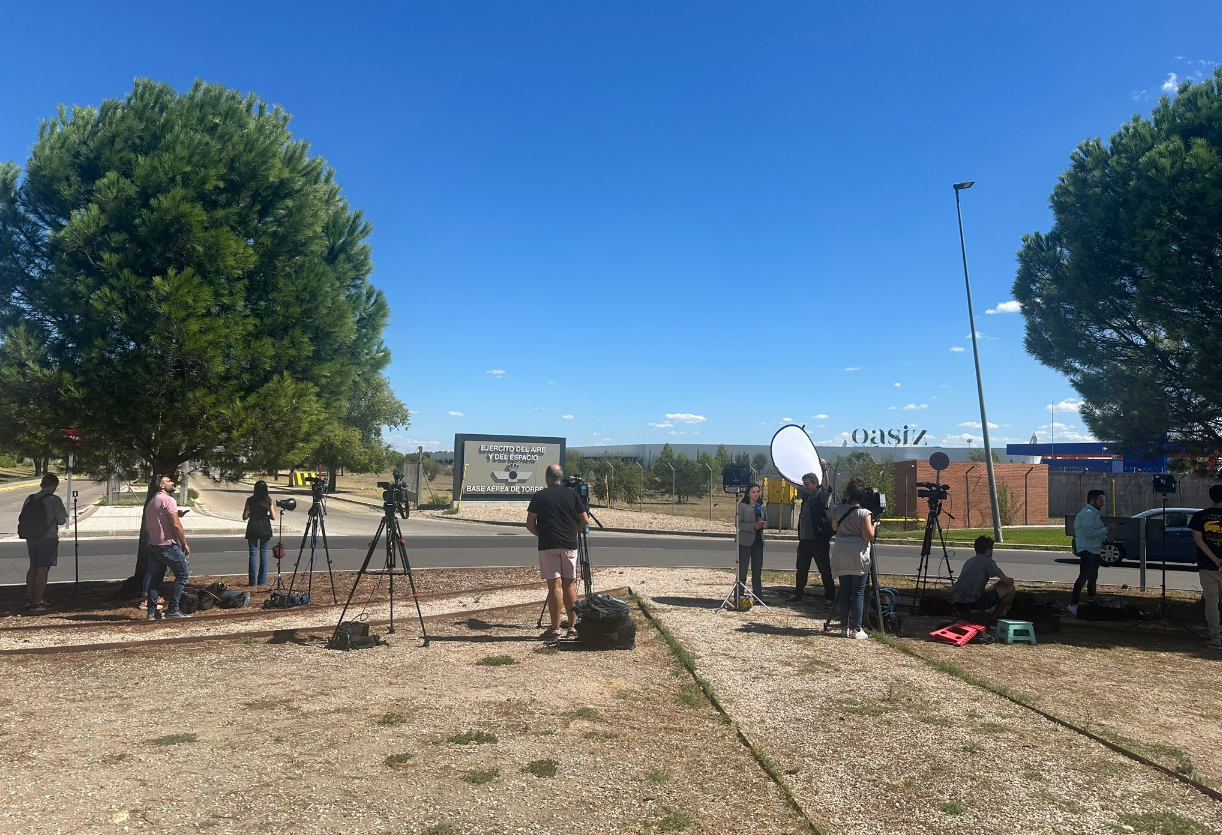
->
[1098, 507, 1202, 566]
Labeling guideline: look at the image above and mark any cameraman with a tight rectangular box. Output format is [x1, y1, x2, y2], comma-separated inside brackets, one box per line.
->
[526, 464, 589, 641]
[790, 464, 835, 606]
[830, 477, 878, 639]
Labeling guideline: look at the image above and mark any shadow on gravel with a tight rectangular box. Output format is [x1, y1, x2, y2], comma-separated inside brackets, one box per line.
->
[651, 595, 721, 609]
[736, 622, 833, 639]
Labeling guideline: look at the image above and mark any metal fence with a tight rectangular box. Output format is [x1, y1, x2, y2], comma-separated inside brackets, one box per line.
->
[1049, 471, 1217, 517]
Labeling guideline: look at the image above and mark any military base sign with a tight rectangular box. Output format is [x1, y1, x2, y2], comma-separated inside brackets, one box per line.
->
[453, 434, 566, 501]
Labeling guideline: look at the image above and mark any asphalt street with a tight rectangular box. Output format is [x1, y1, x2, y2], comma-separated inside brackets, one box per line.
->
[0, 478, 105, 539]
[0, 525, 1204, 592]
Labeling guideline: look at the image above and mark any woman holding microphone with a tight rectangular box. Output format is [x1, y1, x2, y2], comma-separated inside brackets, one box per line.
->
[736, 483, 767, 602]
[831, 477, 878, 639]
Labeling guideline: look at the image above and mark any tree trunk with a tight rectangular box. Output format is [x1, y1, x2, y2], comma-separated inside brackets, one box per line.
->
[327, 461, 338, 493]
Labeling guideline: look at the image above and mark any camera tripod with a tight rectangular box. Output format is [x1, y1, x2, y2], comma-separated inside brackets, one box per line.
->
[280, 481, 337, 605]
[535, 506, 599, 629]
[331, 497, 429, 647]
[54, 492, 104, 604]
[911, 498, 957, 614]
[1129, 490, 1200, 637]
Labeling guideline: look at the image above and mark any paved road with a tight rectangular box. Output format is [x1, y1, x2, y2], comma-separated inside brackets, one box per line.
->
[0, 477, 105, 539]
[0, 525, 1205, 592]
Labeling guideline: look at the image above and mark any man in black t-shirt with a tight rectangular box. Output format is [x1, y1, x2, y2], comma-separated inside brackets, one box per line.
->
[527, 464, 589, 641]
[1189, 484, 1222, 650]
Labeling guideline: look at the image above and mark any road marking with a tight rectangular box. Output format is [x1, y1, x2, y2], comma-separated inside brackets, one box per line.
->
[0, 480, 40, 494]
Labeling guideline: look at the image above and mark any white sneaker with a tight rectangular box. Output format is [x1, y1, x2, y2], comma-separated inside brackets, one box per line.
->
[841, 628, 851, 638]
[1066, 604, 1078, 616]
[852, 629, 870, 640]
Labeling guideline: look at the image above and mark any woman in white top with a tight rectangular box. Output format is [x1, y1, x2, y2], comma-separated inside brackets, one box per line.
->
[830, 477, 878, 639]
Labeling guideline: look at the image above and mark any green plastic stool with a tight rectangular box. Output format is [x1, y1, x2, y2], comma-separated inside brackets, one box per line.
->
[994, 619, 1036, 645]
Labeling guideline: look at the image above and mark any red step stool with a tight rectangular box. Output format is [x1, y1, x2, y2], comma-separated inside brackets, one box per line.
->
[929, 620, 987, 646]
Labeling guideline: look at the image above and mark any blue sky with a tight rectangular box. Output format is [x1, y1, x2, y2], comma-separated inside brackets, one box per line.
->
[2, 2, 1218, 454]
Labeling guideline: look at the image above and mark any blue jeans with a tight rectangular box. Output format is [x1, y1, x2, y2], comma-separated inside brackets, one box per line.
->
[838, 573, 866, 631]
[145, 544, 190, 612]
[248, 539, 269, 586]
[738, 537, 764, 597]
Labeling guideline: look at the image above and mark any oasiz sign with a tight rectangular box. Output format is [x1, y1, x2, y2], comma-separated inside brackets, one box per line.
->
[851, 426, 927, 446]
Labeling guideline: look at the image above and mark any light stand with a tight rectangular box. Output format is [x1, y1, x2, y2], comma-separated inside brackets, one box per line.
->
[718, 496, 772, 614]
[54, 491, 103, 604]
[1130, 474, 1199, 636]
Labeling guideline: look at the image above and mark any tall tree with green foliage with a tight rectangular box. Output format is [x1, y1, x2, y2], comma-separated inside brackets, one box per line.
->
[1013, 69, 1222, 453]
[0, 79, 407, 584]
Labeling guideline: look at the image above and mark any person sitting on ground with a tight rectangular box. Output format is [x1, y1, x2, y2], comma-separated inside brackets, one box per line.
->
[952, 535, 1015, 621]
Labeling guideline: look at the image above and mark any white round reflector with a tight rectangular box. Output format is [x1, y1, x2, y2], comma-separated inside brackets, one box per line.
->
[769, 424, 823, 487]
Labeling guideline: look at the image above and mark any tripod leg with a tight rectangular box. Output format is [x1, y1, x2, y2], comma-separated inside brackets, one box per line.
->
[331, 519, 385, 645]
[318, 512, 338, 604]
[392, 518, 430, 646]
[289, 513, 313, 593]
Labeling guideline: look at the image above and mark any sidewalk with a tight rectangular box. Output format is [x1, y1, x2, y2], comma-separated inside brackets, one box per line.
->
[69, 506, 247, 538]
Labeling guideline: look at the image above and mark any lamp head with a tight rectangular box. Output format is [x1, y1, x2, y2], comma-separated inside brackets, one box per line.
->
[953, 181, 975, 191]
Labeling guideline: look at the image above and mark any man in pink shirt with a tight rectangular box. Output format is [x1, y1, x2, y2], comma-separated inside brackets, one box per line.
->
[143, 474, 191, 619]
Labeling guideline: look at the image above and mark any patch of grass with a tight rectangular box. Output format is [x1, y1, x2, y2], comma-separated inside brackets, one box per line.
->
[582, 730, 619, 740]
[447, 730, 497, 745]
[379, 712, 408, 726]
[960, 742, 984, 753]
[834, 698, 890, 717]
[1035, 789, 1085, 815]
[645, 767, 672, 784]
[236, 635, 259, 645]
[799, 658, 838, 675]
[538, 729, 556, 737]
[423, 825, 458, 835]
[198, 821, 220, 830]
[565, 706, 601, 722]
[940, 801, 967, 816]
[1119, 811, 1214, 835]
[926, 763, 950, 779]
[648, 808, 694, 832]
[1095, 728, 1196, 776]
[462, 767, 499, 785]
[533, 645, 559, 656]
[476, 654, 517, 667]
[676, 683, 704, 708]
[152, 733, 198, 746]
[526, 759, 559, 778]
[871, 632, 1034, 705]
[101, 753, 129, 764]
[1090, 759, 1133, 777]
[884, 526, 1070, 548]
[919, 715, 953, 727]
[974, 722, 1009, 735]
[1022, 770, 1044, 781]
[272, 735, 286, 743]
[384, 752, 414, 767]
[441, 507, 459, 515]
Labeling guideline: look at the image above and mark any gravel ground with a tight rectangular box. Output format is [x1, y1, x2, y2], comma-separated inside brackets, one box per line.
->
[629, 568, 1222, 835]
[0, 576, 806, 835]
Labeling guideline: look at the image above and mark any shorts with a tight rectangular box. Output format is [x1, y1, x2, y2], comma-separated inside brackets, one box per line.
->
[538, 548, 578, 580]
[26, 538, 59, 569]
[972, 587, 1002, 611]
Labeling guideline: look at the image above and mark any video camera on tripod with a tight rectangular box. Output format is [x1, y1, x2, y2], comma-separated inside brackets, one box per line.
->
[304, 475, 327, 500]
[378, 471, 411, 519]
[562, 474, 590, 509]
[916, 481, 950, 503]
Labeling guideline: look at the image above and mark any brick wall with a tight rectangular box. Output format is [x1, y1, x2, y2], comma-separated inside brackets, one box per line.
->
[892, 461, 1049, 528]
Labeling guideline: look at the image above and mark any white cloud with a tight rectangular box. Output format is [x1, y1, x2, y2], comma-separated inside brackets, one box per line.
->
[941, 433, 982, 446]
[1161, 72, 1179, 93]
[648, 421, 674, 429]
[958, 421, 999, 429]
[844, 367, 861, 372]
[949, 346, 965, 353]
[1052, 398, 1083, 413]
[486, 369, 506, 377]
[985, 300, 1022, 315]
[902, 403, 928, 411]
[668, 430, 689, 436]
[939, 384, 953, 389]
[894, 382, 902, 388]
[782, 417, 794, 423]
[813, 414, 829, 420]
[887, 406, 897, 410]
[562, 414, 574, 420]
[385, 434, 442, 450]
[448, 410, 464, 417]
[813, 431, 853, 446]
[665, 413, 706, 424]
[590, 432, 600, 436]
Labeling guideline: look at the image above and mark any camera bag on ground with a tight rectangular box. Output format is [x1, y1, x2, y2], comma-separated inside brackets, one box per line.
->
[329, 621, 384, 650]
[177, 591, 200, 614]
[574, 594, 635, 650]
[17, 494, 53, 540]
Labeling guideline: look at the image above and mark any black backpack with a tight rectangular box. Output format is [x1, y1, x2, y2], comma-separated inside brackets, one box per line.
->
[574, 594, 636, 650]
[17, 494, 53, 540]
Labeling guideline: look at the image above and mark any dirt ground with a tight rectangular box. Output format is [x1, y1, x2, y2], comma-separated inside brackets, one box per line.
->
[0, 588, 806, 835]
[3, 567, 1222, 835]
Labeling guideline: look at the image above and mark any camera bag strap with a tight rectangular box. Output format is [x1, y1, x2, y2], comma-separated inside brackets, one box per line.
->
[836, 505, 860, 528]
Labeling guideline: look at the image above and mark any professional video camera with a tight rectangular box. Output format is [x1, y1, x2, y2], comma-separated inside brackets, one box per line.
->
[861, 487, 888, 516]
[378, 471, 411, 519]
[304, 475, 327, 499]
[916, 481, 950, 503]
[562, 474, 590, 510]
[275, 497, 297, 512]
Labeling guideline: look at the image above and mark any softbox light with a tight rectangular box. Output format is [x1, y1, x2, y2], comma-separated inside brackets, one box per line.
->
[770, 424, 823, 487]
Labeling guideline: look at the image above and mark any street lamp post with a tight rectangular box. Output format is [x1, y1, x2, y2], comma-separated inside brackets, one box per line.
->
[954, 180, 1004, 543]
